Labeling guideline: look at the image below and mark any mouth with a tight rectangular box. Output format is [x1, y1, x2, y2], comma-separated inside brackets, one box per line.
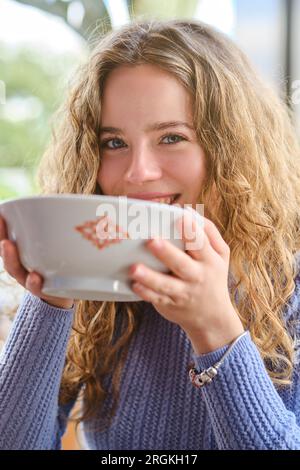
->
[140, 194, 181, 205]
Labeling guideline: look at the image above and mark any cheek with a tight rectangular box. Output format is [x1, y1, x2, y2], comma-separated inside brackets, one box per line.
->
[97, 158, 123, 193]
[170, 150, 206, 186]
[190, 157, 206, 182]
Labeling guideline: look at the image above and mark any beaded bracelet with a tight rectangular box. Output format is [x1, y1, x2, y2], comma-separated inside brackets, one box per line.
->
[189, 331, 248, 388]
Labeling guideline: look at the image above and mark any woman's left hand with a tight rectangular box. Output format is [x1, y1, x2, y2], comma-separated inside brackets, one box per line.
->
[129, 208, 244, 354]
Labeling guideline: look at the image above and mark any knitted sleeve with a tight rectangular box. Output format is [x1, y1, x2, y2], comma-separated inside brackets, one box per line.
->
[0, 291, 75, 449]
[190, 272, 300, 449]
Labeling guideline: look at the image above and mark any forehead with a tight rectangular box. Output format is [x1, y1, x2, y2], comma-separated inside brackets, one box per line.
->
[101, 64, 194, 124]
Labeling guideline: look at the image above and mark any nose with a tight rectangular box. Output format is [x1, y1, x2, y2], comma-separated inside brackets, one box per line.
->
[123, 143, 162, 184]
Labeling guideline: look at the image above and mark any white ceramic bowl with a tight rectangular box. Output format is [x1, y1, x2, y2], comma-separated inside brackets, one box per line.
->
[0, 194, 189, 302]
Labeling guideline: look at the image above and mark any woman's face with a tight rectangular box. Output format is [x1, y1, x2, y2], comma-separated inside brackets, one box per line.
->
[97, 64, 207, 208]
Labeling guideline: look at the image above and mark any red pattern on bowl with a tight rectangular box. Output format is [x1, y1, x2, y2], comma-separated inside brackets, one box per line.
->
[74, 215, 130, 250]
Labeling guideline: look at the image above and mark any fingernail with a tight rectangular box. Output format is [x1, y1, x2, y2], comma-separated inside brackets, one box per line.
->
[129, 265, 137, 275]
[130, 265, 144, 276]
[148, 238, 163, 248]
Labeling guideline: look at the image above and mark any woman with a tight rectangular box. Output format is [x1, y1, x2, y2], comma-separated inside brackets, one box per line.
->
[0, 18, 300, 450]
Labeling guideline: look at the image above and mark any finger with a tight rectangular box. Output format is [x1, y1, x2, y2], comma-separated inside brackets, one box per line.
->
[131, 281, 174, 307]
[0, 234, 67, 303]
[175, 209, 214, 261]
[25, 271, 45, 297]
[202, 216, 230, 260]
[24, 271, 73, 307]
[1, 240, 28, 286]
[146, 238, 200, 281]
[183, 207, 229, 259]
[130, 262, 187, 298]
[0, 216, 8, 241]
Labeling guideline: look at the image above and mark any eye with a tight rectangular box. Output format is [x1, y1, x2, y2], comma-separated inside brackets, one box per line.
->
[100, 137, 126, 150]
[160, 134, 186, 145]
[99, 133, 186, 151]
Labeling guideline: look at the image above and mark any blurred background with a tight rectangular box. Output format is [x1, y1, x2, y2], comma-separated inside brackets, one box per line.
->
[0, 0, 300, 449]
[1, 0, 300, 202]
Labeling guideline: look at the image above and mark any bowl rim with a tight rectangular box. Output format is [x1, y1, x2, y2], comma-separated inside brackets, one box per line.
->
[0, 193, 188, 214]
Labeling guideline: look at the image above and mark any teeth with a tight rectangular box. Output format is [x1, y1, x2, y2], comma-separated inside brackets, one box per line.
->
[150, 195, 177, 204]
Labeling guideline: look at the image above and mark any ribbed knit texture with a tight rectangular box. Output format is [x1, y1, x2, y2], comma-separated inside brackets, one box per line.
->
[0, 270, 300, 450]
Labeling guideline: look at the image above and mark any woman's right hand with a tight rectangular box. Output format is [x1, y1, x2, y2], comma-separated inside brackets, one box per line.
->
[0, 215, 74, 309]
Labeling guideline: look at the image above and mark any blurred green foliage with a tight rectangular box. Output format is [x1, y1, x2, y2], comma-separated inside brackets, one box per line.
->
[0, 41, 86, 199]
[0, 0, 199, 200]
[0, 44, 84, 169]
[133, 0, 198, 19]
[0, 182, 19, 199]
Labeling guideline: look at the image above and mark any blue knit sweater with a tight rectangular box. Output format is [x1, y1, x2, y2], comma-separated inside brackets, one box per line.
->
[1, 272, 300, 450]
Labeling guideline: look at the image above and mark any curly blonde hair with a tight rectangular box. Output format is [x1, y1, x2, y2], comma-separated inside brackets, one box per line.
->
[36, 18, 300, 431]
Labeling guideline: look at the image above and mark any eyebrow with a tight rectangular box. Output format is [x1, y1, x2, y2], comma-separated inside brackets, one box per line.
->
[99, 121, 194, 135]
